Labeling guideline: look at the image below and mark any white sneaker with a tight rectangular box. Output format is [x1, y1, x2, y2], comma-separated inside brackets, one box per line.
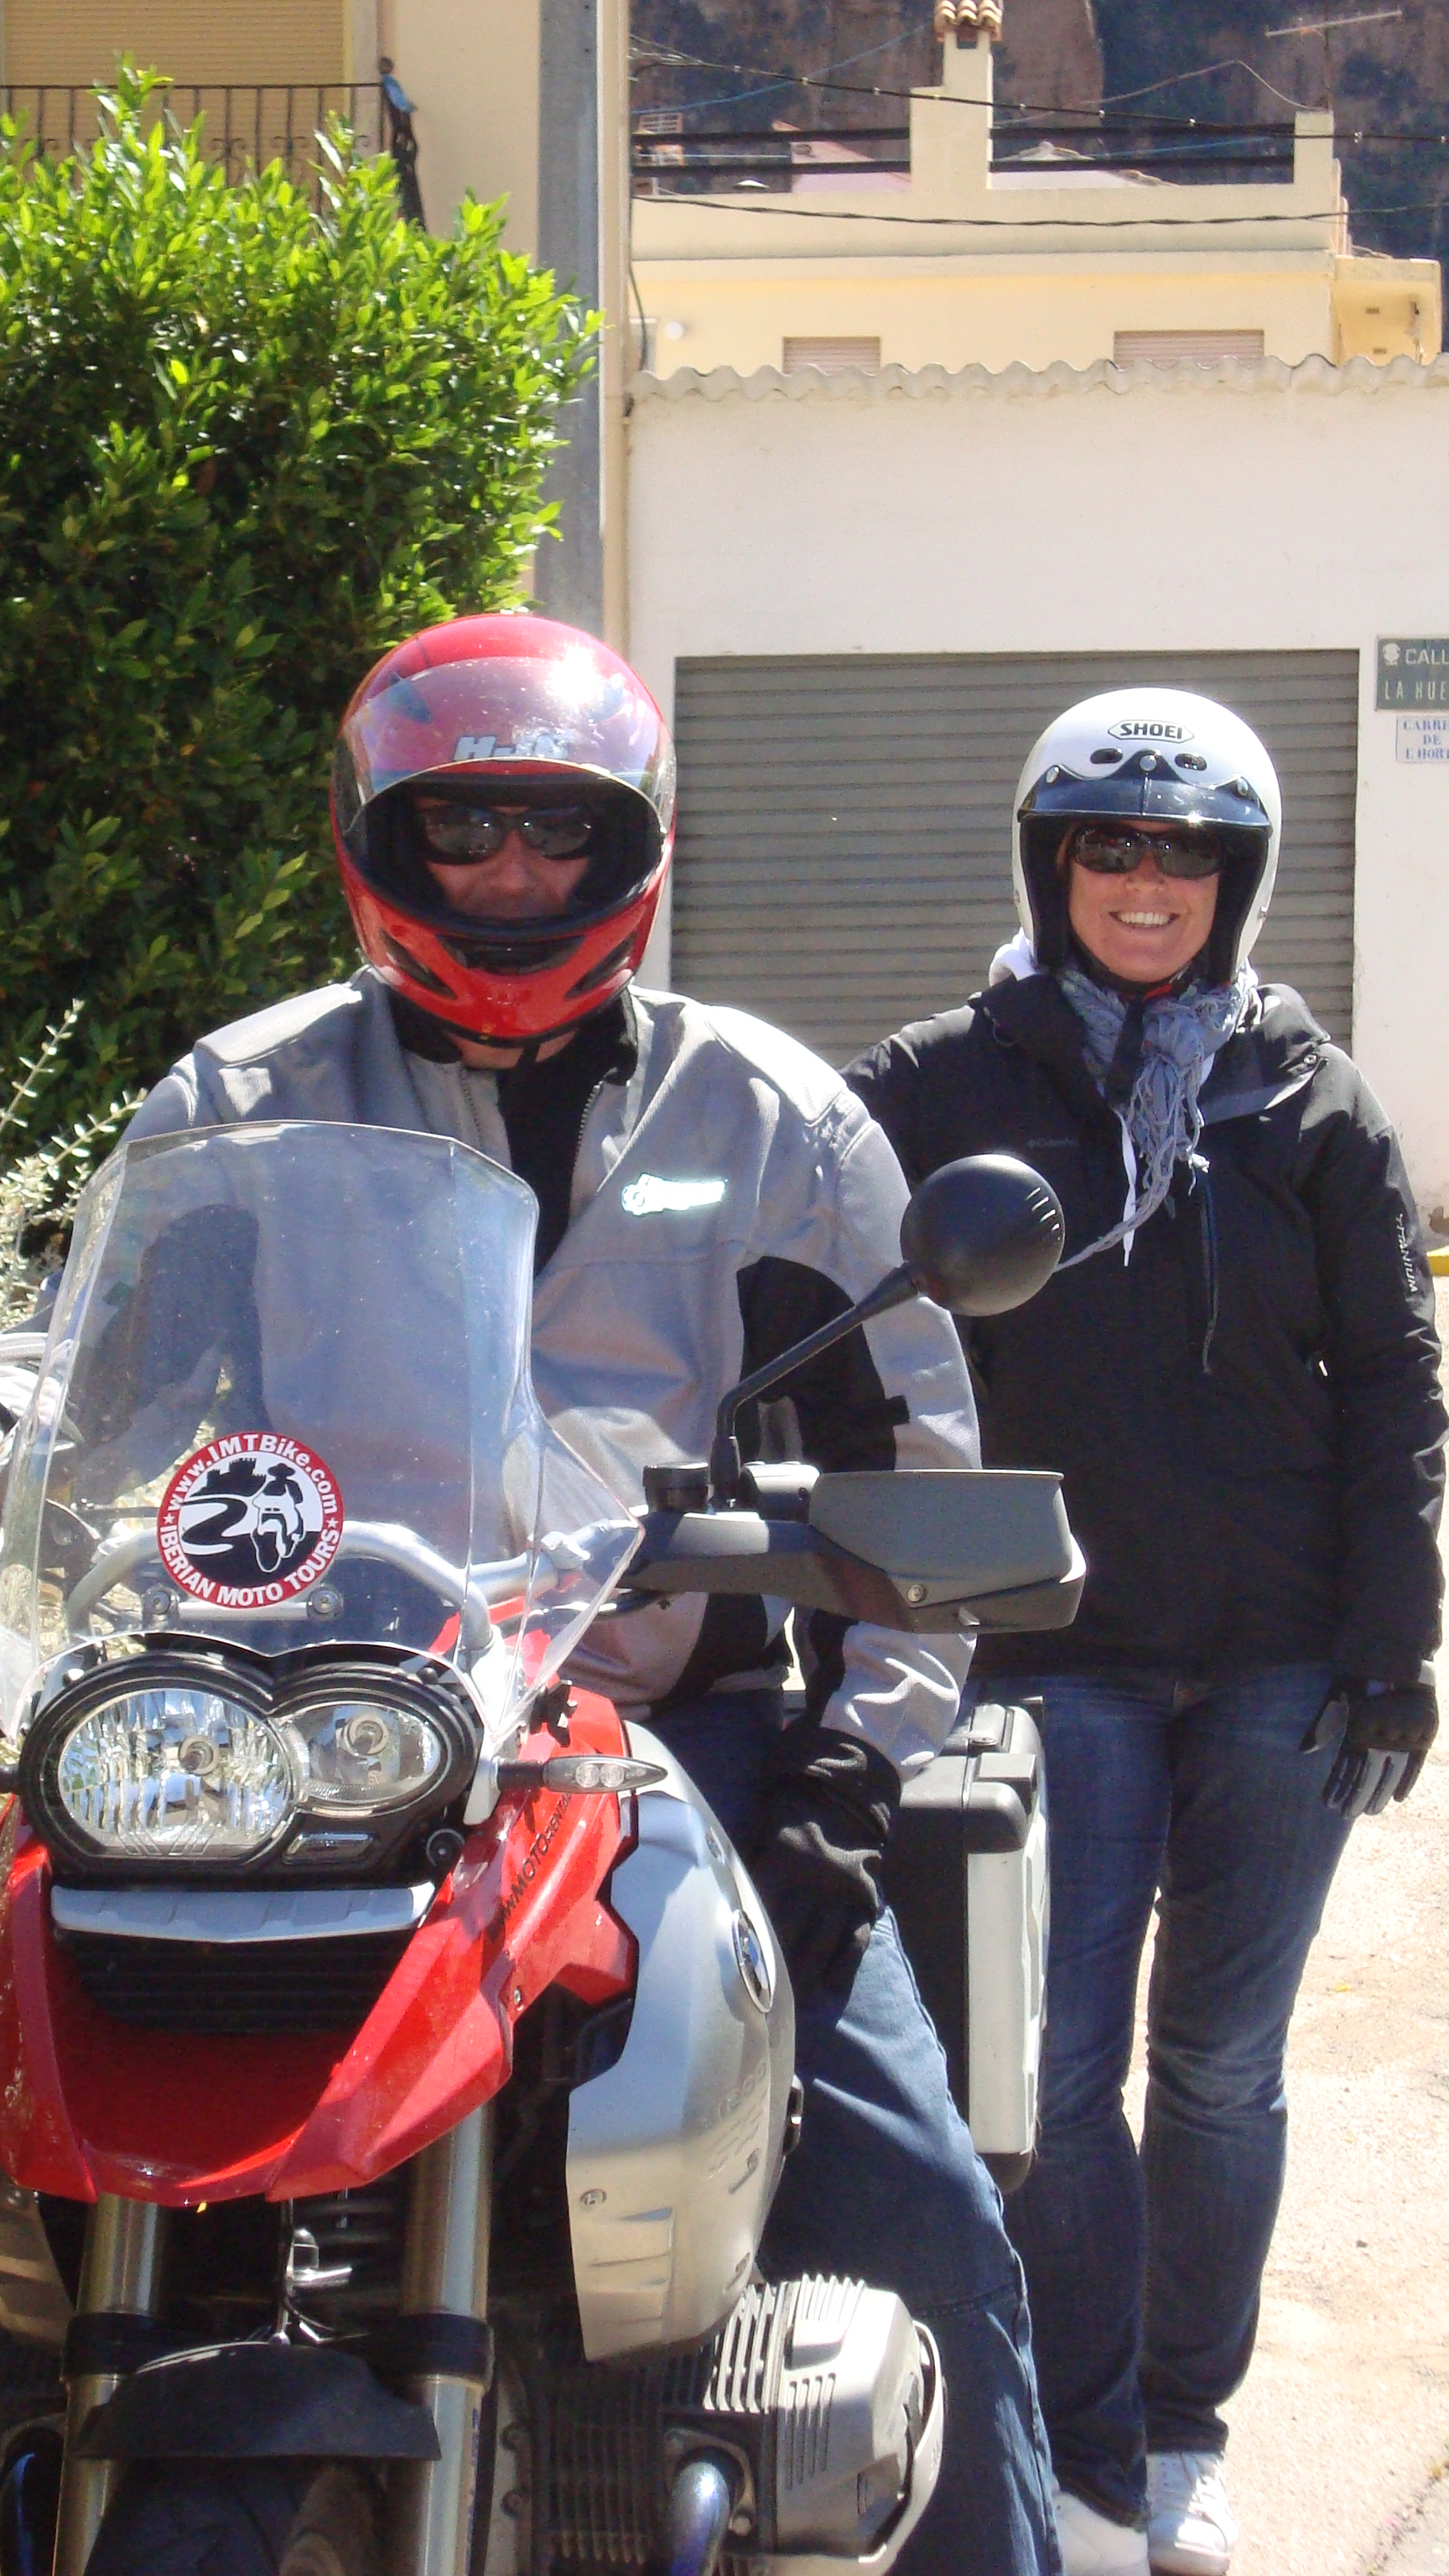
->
[1145, 2452, 1237, 2576]
[1054, 2484, 1150, 2573]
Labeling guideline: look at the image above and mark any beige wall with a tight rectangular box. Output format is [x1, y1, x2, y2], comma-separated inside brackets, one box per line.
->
[627, 355, 1449, 1213]
[637, 258, 1347, 379]
[387, 0, 539, 251]
[1334, 261, 1438, 364]
[637, 254, 1441, 381]
[3, 0, 345, 83]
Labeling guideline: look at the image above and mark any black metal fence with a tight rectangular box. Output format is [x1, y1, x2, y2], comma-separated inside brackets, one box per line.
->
[631, 110, 1299, 198]
[0, 82, 423, 216]
[633, 117, 908, 195]
[991, 114, 1296, 184]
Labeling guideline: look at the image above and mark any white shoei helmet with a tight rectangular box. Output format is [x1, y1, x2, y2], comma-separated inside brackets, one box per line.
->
[1011, 688, 1282, 984]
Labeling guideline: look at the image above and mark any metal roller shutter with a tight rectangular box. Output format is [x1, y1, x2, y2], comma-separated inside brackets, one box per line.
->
[669, 650, 1358, 1062]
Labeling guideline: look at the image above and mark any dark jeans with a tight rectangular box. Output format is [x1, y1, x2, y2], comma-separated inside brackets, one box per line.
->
[1000, 1665, 1348, 2527]
[651, 1690, 1061, 2576]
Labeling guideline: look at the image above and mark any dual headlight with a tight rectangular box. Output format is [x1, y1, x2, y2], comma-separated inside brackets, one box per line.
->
[20, 1653, 473, 1872]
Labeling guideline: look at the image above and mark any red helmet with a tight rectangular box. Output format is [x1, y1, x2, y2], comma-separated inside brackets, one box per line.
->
[330, 615, 676, 1046]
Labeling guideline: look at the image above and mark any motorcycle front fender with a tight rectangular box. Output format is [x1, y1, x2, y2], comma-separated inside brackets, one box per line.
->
[73, 2342, 439, 2463]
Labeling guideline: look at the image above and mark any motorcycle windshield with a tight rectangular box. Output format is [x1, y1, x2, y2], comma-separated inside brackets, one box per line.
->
[0, 1124, 637, 1744]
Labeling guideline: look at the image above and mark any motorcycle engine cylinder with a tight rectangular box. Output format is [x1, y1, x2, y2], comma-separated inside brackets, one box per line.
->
[545, 2273, 932, 2568]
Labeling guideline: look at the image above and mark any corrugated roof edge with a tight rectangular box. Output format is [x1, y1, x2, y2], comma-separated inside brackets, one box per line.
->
[631, 351, 1449, 402]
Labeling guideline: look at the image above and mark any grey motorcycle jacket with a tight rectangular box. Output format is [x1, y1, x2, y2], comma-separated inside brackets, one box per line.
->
[127, 971, 976, 1774]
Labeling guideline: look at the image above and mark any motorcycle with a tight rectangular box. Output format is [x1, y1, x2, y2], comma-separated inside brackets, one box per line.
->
[0, 1122, 1078, 2576]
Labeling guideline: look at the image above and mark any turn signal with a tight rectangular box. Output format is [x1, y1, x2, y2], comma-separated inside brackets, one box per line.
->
[496, 1755, 666, 1795]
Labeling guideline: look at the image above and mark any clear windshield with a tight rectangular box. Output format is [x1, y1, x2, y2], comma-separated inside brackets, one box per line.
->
[0, 1124, 637, 1749]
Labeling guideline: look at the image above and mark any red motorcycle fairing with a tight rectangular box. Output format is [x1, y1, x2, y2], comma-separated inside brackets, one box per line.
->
[0, 1689, 635, 2207]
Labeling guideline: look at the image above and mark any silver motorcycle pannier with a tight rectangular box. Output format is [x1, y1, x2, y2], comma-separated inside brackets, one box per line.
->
[882, 1700, 1047, 2190]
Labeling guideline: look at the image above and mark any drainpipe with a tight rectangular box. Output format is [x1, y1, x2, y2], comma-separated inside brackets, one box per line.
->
[535, 0, 630, 650]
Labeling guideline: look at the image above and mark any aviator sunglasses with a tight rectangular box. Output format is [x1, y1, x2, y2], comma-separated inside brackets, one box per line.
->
[1067, 823, 1224, 881]
[415, 800, 594, 863]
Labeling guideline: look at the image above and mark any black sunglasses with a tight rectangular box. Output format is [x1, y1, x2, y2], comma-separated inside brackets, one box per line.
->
[415, 801, 593, 863]
[1067, 824, 1225, 881]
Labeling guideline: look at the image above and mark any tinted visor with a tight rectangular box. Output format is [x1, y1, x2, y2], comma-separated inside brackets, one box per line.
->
[333, 651, 677, 843]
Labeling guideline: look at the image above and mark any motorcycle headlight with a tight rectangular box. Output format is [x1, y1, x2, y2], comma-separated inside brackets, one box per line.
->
[20, 1648, 478, 1876]
[283, 1694, 446, 1812]
[48, 1685, 296, 1863]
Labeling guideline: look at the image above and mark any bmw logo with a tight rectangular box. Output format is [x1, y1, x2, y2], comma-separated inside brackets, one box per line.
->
[731, 1909, 774, 2012]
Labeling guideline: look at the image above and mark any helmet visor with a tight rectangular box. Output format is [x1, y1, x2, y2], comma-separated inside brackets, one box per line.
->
[334, 651, 677, 842]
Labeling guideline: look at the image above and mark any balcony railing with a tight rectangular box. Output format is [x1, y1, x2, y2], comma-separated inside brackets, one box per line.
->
[631, 110, 1299, 199]
[991, 114, 1296, 183]
[0, 80, 423, 218]
[633, 122, 910, 196]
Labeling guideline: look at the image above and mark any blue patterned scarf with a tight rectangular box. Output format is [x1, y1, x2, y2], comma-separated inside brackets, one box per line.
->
[1056, 963, 1255, 1268]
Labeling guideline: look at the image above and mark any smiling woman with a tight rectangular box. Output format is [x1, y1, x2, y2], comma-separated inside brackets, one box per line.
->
[849, 682, 1446, 2576]
[1062, 821, 1222, 990]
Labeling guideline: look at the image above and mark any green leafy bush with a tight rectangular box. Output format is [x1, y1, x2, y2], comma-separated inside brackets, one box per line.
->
[0, 1008, 140, 1319]
[0, 67, 589, 1146]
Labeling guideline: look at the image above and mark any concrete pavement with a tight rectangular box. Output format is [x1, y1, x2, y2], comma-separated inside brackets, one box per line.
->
[1380, 2470, 1449, 2573]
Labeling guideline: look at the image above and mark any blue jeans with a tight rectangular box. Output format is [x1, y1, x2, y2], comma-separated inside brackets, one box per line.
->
[652, 1692, 1061, 2576]
[1000, 1665, 1348, 2527]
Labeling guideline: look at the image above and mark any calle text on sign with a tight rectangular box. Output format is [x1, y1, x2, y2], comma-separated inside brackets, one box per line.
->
[1377, 638, 1449, 709]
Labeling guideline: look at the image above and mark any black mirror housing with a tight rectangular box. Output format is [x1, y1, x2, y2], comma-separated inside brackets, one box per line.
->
[901, 1155, 1064, 1317]
[703, 1154, 1063, 1503]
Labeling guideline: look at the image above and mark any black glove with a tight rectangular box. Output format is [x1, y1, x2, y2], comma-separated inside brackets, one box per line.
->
[744, 1725, 901, 2005]
[1300, 1670, 1438, 1820]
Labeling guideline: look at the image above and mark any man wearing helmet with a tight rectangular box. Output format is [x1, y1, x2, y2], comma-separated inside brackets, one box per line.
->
[125, 615, 1061, 2576]
[850, 688, 1446, 2576]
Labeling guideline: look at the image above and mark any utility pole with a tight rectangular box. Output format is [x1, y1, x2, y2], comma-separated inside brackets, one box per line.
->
[533, 0, 631, 649]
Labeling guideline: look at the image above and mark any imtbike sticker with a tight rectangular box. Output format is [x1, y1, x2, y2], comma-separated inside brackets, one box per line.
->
[620, 1175, 728, 1218]
[157, 1434, 344, 1608]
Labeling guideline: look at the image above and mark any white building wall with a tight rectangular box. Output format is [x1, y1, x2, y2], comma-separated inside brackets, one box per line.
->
[627, 355, 1449, 1213]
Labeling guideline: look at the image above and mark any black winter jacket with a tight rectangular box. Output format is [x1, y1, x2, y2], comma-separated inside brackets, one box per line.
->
[849, 974, 1446, 1686]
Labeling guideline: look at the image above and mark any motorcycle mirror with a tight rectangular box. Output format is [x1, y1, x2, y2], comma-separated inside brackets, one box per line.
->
[699, 1154, 1063, 1503]
[900, 1154, 1064, 1318]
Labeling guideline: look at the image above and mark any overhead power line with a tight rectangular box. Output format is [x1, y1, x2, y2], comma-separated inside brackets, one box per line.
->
[652, 23, 931, 117]
[637, 192, 1449, 231]
[1044, 57, 1310, 113]
[633, 47, 1449, 148]
[632, 43, 1449, 152]
[631, 39, 1310, 121]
